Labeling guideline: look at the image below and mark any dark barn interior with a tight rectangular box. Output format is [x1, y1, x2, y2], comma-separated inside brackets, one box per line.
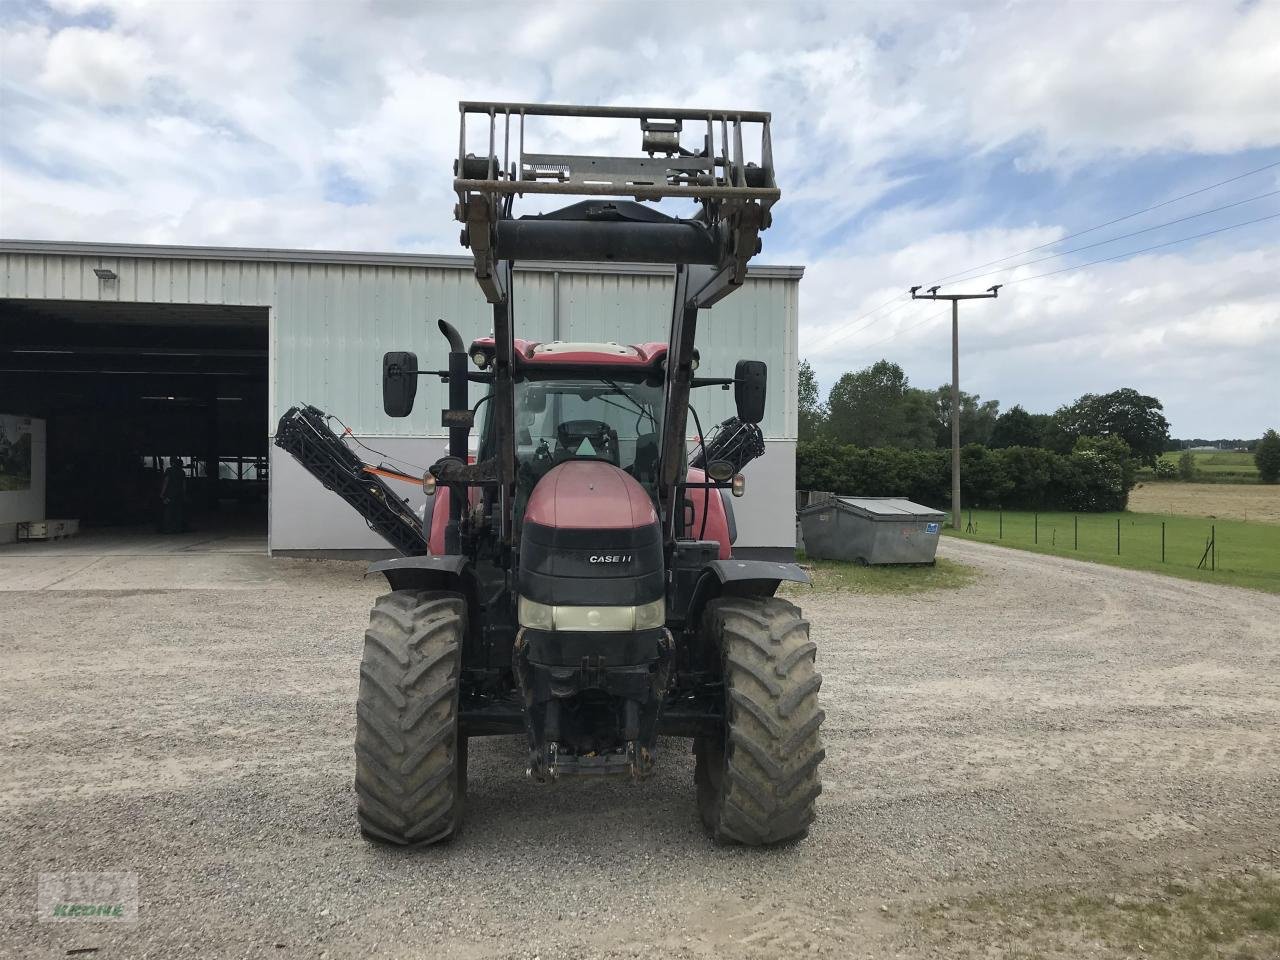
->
[0, 298, 269, 536]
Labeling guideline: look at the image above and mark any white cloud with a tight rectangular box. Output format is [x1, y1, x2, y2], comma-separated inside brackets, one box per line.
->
[801, 240, 1279, 436]
[38, 26, 154, 105]
[953, 3, 1280, 165]
[0, 0, 1277, 434]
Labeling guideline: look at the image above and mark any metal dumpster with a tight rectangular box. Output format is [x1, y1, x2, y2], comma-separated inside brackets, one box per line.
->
[797, 497, 945, 565]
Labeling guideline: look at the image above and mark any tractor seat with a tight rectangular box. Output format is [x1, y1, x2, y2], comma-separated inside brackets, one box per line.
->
[554, 419, 620, 466]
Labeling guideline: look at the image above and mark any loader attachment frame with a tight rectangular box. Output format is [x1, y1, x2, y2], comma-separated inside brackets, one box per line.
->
[453, 101, 778, 549]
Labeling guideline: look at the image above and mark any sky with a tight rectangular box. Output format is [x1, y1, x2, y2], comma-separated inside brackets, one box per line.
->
[1, 0, 1277, 438]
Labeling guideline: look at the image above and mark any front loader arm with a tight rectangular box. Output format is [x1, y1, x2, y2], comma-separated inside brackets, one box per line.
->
[452, 102, 778, 545]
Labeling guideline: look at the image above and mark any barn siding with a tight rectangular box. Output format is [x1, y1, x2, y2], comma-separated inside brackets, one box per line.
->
[1, 243, 800, 440]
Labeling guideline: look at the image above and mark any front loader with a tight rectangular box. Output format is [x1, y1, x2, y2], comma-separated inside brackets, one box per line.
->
[277, 102, 825, 846]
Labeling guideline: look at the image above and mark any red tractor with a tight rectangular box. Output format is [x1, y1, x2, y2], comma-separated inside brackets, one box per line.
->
[278, 103, 824, 846]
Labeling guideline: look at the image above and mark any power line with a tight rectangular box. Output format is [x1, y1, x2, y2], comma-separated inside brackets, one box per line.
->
[856, 211, 1277, 354]
[929, 158, 1280, 285]
[940, 188, 1280, 287]
[1008, 211, 1280, 285]
[806, 162, 1280, 360]
[803, 293, 903, 353]
[858, 306, 948, 352]
[804, 294, 914, 354]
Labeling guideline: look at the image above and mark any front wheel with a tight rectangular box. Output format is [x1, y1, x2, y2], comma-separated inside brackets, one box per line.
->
[354, 590, 467, 846]
[695, 596, 825, 845]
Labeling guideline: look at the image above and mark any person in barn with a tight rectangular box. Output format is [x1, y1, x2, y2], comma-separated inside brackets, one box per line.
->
[159, 457, 187, 533]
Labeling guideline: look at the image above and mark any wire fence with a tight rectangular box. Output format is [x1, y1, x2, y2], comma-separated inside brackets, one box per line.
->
[955, 509, 1229, 573]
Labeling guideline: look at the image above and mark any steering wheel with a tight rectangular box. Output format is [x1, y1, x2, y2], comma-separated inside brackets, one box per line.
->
[555, 419, 619, 465]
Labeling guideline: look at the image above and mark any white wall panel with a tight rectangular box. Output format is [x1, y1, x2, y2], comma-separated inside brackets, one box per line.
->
[1, 242, 802, 549]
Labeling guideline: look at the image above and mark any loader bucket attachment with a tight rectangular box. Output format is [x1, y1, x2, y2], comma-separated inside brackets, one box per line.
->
[449, 101, 781, 549]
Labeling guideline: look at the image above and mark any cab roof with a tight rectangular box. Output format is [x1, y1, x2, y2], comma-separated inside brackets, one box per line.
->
[469, 338, 682, 369]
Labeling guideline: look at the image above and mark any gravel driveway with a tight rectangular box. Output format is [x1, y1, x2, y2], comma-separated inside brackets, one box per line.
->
[2, 539, 1278, 958]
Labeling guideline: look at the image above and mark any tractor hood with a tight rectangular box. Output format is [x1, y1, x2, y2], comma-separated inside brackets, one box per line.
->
[519, 461, 664, 610]
[523, 460, 657, 530]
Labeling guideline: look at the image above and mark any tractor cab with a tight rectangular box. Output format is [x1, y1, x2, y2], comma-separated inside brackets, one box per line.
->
[471, 337, 669, 491]
[461, 337, 733, 557]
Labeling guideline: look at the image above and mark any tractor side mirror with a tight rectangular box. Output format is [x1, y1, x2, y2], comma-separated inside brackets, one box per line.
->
[382, 351, 419, 417]
[734, 360, 767, 425]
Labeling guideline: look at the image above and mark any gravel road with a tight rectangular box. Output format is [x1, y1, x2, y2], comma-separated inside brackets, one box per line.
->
[2, 539, 1278, 958]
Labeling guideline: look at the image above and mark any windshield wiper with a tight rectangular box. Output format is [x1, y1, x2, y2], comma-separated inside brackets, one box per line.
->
[600, 377, 656, 428]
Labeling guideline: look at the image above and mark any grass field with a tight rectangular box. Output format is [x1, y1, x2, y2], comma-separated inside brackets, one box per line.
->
[1146, 449, 1260, 483]
[946, 508, 1280, 594]
[1129, 481, 1280, 524]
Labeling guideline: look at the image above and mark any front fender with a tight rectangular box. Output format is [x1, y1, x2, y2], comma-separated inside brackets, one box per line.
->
[684, 558, 809, 630]
[367, 555, 470, 593]
[706, 558, 810, 587]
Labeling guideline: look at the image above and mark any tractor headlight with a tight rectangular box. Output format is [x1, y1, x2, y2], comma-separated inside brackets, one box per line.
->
[634, 598, 665, 629]
[517, 596, 667, 631]
[517, 596, 555, 630]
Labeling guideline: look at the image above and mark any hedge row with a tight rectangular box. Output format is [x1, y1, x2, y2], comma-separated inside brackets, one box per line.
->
[797, 439, 1132, 512]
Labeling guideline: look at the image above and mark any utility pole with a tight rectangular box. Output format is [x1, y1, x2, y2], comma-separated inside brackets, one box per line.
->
[908, 284, 1002, 530]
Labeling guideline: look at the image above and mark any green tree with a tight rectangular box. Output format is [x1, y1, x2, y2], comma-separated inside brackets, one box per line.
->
[900, 389, 939, 450]
[1061, 448, 1130, 511]
[1074, 434, 1136, 493]
[1048, 388, 1170, 466]
[960, 443, 1013, 507]
[1178, 450, 1197, 481]
[999, 445, 1058, 508]
[1255, 429, 1280, 484]
[825, 360, 934, 449]
[930, 386, 999, 448]
[990, 405, 1048, 448]
[797, 359, 827, 441]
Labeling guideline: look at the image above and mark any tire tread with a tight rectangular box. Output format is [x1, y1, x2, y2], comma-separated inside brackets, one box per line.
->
[355, 590, 466, 846]
[695, 596, 824, 845]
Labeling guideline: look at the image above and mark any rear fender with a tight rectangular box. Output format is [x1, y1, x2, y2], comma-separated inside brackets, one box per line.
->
[425, 485, 485, 555]
[685, 558, 810, 631]
[427, 488, 449, 555]
[684, 468, 731, 559]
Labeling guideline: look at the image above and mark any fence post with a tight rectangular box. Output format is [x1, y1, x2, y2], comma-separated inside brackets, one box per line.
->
[1116, 518, 1120, 556]
[999, 509, 1003, 540]
[1212, 524, 1216, 571]
[1074, 515, 1078, 550]
[1161, 521, 1165, 563]
[1034, 513, 1038, 545]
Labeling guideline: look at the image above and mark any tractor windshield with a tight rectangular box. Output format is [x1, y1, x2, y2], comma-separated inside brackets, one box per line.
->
[511, 375, 664, 488]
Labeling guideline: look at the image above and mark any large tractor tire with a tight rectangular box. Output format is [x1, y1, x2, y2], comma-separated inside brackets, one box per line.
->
[354, 590, 467, 846]
[694, 596, 825, 845]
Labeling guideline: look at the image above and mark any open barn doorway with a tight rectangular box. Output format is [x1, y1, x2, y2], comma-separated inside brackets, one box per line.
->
[0, 298, 268, 552]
